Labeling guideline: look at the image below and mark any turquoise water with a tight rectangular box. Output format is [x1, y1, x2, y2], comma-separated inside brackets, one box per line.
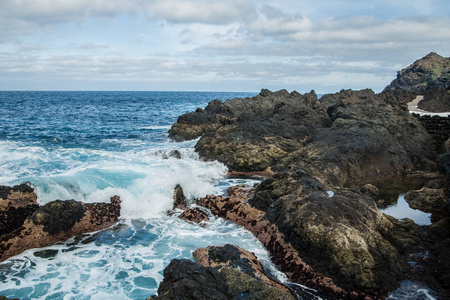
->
[0, 91, 289, 299]
[0, 91, 438, 299]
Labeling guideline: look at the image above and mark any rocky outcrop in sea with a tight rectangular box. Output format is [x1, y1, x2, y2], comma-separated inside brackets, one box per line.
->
[167, 84, 450, 298]
[0, 183, 121, 262]
[149, 244, 294, 300]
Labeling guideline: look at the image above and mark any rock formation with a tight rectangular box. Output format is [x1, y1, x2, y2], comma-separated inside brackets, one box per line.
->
[171, 88, 433, 186]
[172, 184, 209, 225]
[0, 195, 121, 262]
[384, 52, 450, 94]
[0, 183, 39, 237]
[418, 87, 450, 112]
[150, 245, 294, 300]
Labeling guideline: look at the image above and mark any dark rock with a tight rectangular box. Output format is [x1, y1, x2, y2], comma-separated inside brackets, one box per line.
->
[33, 249, 59, 259]
[151, 245, 294, 300]
[405, 187, 446, 213]
[384, 52, 450, 94]
[0, 196, 121, 262]
[418, 87, 450, 112]
[197, 186, 360, 299]
[219, 267, 293, 300]
[174, 88, 434, 187]
[360, 184, 379, 197]
[0, 183, 39, 237]
[437, 152, 450, 178]
[168, 150, 181, 159]
[193, 244, 291, 295]
[178, 208, 209, 225]
[150, 259, 230, 300]
[32, 200, 86, 235]
[173, 184, 187, 210]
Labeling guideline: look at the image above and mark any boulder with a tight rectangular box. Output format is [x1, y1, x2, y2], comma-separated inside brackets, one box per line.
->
[149, 259, 229, 300]
[0, 183, 39, 237]
[418, 87, 450, 112]
[384, 52, 450, 94]
[150, 245, 294, 300]
[193, 244, 289, 293]
[0, 196, 121, 261]
[178, 208, 209, 225]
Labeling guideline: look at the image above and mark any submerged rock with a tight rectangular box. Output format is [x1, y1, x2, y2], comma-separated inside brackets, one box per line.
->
[0, 196, 121, 262]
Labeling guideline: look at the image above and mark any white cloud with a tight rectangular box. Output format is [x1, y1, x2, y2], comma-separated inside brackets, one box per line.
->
[0, 0, 449, 93]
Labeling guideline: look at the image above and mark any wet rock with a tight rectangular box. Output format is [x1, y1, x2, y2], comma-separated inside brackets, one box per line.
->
[32, 200, 86, 235]
[197, 186, 356, 299]
[360, 184, 379, 197]
[405, 187, 446, 213]
[150, 245, 294, 300]
[193, 244, 290, 294]
[173, 184, 187, 210]
[149, 259, 230, 300]
[33, 249, 59, 259]
[197, 182, 410, 298]
[219, 267, 294, 300]
[0, 296, 18, 300]
[178, 208, 209, 225]
[0, 196, 121, 262]
[0, 183, 39, 237]
[249, 171, 410, 296]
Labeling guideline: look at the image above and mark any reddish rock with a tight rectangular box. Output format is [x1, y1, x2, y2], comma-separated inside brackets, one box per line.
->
[0, 196, 121, 262]
[0, 183, 39, 237]
[178, 208, 209, 225]
[197, 186, 379, 300]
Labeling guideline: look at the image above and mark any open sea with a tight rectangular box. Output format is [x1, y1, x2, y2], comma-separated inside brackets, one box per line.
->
[0, 91, 437, 299]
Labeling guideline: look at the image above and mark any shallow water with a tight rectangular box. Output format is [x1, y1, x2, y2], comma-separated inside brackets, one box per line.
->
[380, 194, 431, 226]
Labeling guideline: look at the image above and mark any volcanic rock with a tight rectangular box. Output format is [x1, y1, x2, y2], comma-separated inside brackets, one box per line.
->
[418, 87, 450, 112]
[197, 181, 416, 298]
[0, 183, 39, 237]
[0, 196, 121, 262]
[173, 184, 187, 210]
[384, 52, 450, 94]
[178, 208, 209, 225]
[180, 88, 434, 187]
[150, 245, 294, 300]
[149, 259, 230, 300]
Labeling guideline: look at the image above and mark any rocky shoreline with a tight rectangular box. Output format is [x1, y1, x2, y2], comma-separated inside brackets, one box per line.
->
[0, 184, 121, 262]
[1, 53, 449, 299]
[163, 55, 450, 299]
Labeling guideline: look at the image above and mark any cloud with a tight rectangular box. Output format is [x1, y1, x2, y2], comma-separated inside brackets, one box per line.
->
[146, 0, 257, 24]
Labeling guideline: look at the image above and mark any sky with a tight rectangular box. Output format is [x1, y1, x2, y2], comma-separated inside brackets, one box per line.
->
[0, 0, 449, 93]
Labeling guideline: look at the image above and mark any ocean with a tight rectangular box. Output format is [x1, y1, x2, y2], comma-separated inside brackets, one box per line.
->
[0, 91, 286, 299]
[0, 91, 437, 300]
